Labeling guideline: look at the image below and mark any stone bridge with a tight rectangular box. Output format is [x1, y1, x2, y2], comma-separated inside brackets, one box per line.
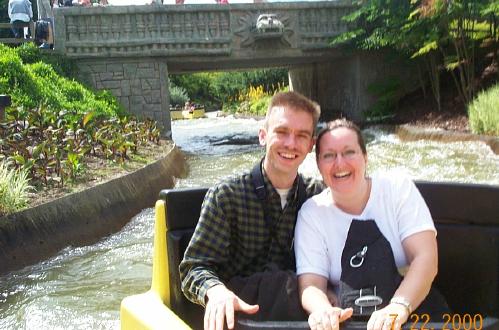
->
[54, 2, 414, 136]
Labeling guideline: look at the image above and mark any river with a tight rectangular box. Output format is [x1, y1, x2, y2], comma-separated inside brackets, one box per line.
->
[0, 116, 498, 329]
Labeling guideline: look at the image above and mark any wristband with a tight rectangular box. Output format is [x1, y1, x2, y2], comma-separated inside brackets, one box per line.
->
[390, 296, 412, 314]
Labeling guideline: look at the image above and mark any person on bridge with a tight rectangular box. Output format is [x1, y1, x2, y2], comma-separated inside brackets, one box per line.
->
[8, 0, 33, 38]
[180, 91, 325, 330]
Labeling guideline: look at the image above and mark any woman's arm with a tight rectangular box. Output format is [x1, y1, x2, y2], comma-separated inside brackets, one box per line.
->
[367, 230, 438, 330]
[299, 273, 353, 330]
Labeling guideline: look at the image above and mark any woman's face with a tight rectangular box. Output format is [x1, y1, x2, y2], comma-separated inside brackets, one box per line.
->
[317, 127, 367, 196]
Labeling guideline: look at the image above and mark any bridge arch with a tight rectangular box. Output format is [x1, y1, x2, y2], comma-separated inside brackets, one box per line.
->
[54, 2, 414, 136]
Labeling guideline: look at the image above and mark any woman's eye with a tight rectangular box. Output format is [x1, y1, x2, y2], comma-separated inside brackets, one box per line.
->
[323, 153, 336, 159]
[344, 149, 356, 157]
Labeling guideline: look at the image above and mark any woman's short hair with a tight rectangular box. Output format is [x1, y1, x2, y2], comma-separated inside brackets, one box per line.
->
[315, 118, 367, 161]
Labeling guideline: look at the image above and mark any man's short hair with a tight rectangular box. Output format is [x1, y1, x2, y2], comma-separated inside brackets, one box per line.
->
[265, 91, 321, 133]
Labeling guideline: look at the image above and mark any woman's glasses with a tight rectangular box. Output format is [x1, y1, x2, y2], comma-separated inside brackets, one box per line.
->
[318, 149, 360, 163]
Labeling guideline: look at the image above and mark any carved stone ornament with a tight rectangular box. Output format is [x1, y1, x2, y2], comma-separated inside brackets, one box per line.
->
[235, 12, 294, 48]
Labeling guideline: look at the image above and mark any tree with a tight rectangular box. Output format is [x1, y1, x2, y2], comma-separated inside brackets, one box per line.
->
[332, 0, 499, 111]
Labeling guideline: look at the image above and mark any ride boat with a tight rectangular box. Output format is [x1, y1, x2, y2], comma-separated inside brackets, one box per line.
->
[170, 104, 205, 120]
[120, 181, 499, 330]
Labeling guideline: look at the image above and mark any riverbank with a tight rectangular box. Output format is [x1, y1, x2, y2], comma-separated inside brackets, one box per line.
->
[0, 144, 187, 275]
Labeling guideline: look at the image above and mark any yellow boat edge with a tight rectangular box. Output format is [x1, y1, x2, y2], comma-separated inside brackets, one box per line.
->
[120, 200, 192, 329]
[170, 108, 206, 120]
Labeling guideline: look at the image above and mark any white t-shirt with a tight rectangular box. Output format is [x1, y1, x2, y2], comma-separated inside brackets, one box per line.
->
[295, 172, 436, 285]
[275, 188, 290, 209]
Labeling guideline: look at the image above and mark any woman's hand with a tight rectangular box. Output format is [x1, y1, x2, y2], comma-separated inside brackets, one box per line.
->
[367, 303, 410, 330]
[308, 306, 353, 330]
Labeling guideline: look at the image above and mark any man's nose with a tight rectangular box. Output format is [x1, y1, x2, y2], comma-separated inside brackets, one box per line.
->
[283, 134, 297, 147]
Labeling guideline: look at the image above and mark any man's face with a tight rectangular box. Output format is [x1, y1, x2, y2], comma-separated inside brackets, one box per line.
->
[258, 106, 315, 181]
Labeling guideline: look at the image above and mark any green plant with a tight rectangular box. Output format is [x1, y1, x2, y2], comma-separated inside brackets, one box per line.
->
[0, 46, 122, 117]
[468, 84, 499, 135]
[15, 43, 77, 77]
[249, 95, 272, 116]
[169, 84, 189, 107]
[0, 161, 33, 216]
[365, 78, 401, 120]
[171, 69, 288, 110]
[331, 0, 498, 111]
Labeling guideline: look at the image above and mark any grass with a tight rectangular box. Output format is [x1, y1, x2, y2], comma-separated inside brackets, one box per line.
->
[0, 161, 33, 216]
[468, 84, 499, 136]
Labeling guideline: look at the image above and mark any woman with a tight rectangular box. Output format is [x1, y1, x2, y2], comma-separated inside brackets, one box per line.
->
[295, 119, 446, 330]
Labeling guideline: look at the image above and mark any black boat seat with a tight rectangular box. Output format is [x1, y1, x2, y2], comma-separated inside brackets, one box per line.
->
[159, 182, 499, 330]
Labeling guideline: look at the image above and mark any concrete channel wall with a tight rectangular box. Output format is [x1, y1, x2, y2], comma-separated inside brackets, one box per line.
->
[0, 146, 186, 275]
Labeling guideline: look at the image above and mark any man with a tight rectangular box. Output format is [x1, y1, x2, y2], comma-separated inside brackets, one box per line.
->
[8, 0, 33, 39]
[180, 91, 324, 330]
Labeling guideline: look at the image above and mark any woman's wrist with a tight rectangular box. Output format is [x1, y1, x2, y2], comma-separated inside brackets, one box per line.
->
[390, 296, 412, 314]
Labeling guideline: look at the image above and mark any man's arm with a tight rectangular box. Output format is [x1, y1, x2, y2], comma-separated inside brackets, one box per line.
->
[179, 185, 231, 306]
[179, 183, 259, 330]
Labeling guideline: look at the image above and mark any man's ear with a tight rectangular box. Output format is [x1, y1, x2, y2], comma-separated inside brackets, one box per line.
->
[308, 136, 316, 153]
[258, 128, 267, 147]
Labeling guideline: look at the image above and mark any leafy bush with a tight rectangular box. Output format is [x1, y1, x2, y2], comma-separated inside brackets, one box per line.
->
[170, 73, 219, 109]
[0, 44, 121, 118]
[169, 84, 189, 107]
[0, 44, 161, 188]
[249, 95, 272, 116]
[1, 106, 161, 187]
[15, 43, 77, 77]
[0, 161, 33, 216]
[365, 78, 402, 121]
[468, 84, 499, 136]
[171, 69, 288, 110]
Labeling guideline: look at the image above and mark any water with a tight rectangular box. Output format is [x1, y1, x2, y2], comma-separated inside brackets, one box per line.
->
[1, 116, 497, 329]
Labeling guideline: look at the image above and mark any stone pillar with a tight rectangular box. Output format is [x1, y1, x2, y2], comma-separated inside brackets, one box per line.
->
[77, 58, 172, 138]
[288, 64, 317, 104]
[290, 51, 418, 123]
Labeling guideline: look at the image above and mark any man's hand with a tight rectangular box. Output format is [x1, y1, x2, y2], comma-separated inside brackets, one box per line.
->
[308, 306, 353, 330]
[204, 284, 259, 330]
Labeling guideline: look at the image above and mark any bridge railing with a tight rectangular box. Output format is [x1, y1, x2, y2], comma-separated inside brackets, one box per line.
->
[0, 21, 35, 45]
[53, 2, 356, 59]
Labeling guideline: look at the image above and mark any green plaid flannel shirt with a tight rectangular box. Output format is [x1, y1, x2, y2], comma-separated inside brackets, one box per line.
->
[179, 166, 324, 306]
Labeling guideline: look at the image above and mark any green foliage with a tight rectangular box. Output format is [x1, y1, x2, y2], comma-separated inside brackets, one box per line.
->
[0, 45, 41, 108]
[169, 84, 189, 107]
[331, 0, 498, 110]
[0, 44, 121, 117]
[249, 94, 272, 116]
[0, 106, 161, 188]
[170, 72, 220, 109]
[0, 44, 161, 188]
[16, 43, 77, 77]
[468, 84, 499, 136]
[171, 68, 288, 110]
[0, 161, 33, 216]
[365, 78, 401, 120]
